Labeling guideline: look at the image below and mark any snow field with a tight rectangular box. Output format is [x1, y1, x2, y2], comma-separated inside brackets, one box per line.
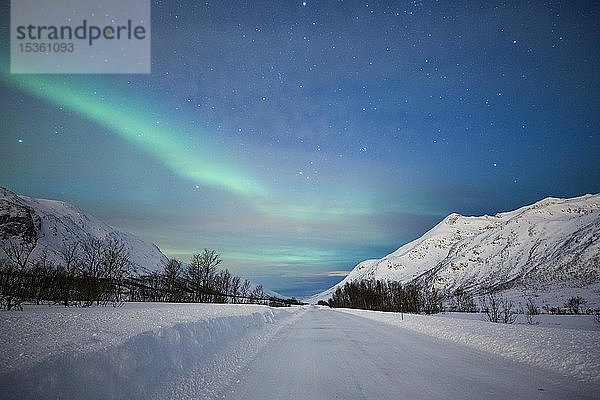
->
[0, 303, 304, 400]
[336, 308, 600, 384]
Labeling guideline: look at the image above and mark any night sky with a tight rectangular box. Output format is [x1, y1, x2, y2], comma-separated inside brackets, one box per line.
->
[1, 1, 599, 297]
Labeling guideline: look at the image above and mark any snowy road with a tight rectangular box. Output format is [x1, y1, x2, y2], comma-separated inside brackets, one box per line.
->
[224, 306, 594, 400]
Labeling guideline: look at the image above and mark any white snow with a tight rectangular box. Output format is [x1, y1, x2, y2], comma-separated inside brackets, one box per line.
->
[433, 310, 600, 332]
[336, 308, 600, 384]
[0, 303, 303, 400]
[1, 304, 598, 399]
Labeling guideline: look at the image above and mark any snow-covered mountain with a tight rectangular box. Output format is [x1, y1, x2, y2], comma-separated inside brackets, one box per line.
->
[316, 194, 600, 304]
[0, 187, 284, 298]
[0, 187, 169, 272]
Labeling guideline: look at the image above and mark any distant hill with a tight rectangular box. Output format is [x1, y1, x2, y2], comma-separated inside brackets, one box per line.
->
[0, 187, 169, 272]
[315, 194, 600, 307]
[0, 187, 284, 299]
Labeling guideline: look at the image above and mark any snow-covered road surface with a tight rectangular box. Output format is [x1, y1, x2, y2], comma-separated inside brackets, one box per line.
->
[224, 306, 595, 400]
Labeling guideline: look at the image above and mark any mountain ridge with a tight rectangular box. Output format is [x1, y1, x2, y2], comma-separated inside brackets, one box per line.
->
[314, 194, 600, 306]
[0, 187, 169, 272]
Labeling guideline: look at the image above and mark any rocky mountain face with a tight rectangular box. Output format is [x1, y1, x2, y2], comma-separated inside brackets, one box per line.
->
[0, 187, 169, 272]
[317, 194, 600, 305]
[0, 192, 40, 243]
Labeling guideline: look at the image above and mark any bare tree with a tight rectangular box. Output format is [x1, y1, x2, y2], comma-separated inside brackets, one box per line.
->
[480, 290, 516, 324]
[30, 247, 56, 304]
[421, 286, 442, 314]
[214, 269, 231, 303]
[80, 238, 105, 279]
[500, 297, 517, 324]
[0, 239, 36, 310]
[525, 297, 540, 325]
[250, 284, 264, 304]
[1, 238, 35, 271]
[58, 241, 82, 306]
[102, 238, 132, 305]
[451, 289, 477, 312]
[240, 279, 251, 303]
[163, 258, 184, 302]
[187, 253, 202, 302]
[565, 296, 586, 315]
[76, 238, 132, 306]
[144, 272, 163, 302]
[59, 241, 81, 273]
[230, 276, 241, 303]
[198, 249, 221, 302]
[187, 249, 222, 302]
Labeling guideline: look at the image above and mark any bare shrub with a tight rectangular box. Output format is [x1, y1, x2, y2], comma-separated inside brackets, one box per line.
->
[450, 289, 477, 312]
[525, 297, 540, 325]
[480, 290, 516, 324]
[0, 239, 36, 310]
[565, 296, 586, 315]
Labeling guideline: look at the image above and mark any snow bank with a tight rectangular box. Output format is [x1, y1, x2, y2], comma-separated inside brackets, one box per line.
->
[336, 308, 600, 384]
[0, 303, 302, 400]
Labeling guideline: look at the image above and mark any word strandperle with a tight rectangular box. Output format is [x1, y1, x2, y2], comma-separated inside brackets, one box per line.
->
[15, 19, 146, 46]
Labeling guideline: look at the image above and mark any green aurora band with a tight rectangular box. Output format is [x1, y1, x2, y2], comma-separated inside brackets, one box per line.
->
[2, 73, 266, 197]
[1, 71, 433, 227]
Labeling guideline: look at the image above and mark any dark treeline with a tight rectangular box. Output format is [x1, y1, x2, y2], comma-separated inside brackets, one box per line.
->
[327, 279, 442, 314]
[0, 238, 297, 310]
[127, 249, 275, 305]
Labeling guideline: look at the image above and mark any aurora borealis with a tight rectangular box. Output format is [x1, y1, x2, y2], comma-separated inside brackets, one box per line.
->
[1, 1, 599, 297]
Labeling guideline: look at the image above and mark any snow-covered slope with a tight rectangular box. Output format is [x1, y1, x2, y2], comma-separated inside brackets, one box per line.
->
[0, 187, 169, 272]
[317, 194, 600, 303]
